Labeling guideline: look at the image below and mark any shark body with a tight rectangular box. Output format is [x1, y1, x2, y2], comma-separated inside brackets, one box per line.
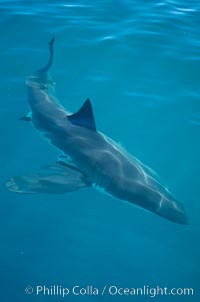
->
[6, 38, 188, 224]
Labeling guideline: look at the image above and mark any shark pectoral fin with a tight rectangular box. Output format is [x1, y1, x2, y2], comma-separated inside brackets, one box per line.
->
[6, 162, 90, 194]
[68, 98, 96, 131]
[57, 154, 77, 167]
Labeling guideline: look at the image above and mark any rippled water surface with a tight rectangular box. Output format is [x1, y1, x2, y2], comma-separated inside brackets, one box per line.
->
[1, 1, 200, 301]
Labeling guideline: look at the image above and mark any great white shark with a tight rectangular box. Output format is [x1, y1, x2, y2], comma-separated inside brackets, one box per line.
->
[6, 38, 188, 225]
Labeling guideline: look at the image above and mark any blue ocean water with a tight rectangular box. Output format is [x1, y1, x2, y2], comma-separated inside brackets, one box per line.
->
[0, 0, 200, 301]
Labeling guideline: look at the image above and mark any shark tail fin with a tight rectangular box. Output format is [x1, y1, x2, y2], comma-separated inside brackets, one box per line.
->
[38, 37, 55, 73]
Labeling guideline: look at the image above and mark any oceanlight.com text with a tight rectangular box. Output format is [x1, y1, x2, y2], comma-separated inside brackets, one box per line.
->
[25, 284, 194, 298]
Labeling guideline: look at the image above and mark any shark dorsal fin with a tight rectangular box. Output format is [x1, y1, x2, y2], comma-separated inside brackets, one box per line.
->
[68, 98, 96, 131]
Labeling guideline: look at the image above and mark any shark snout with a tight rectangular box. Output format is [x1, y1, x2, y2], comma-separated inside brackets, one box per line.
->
[157, 196, 188, 225]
